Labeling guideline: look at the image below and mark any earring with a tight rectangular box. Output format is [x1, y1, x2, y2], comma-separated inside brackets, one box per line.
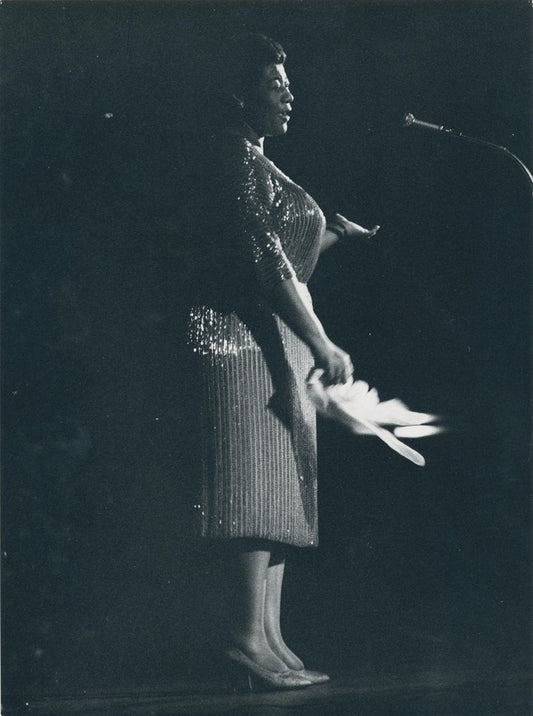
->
[231, 94, 244, 109]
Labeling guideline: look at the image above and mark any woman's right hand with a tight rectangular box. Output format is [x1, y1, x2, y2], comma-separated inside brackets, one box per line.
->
[266, 278, 354, 384]
[312, 338, 354, 385]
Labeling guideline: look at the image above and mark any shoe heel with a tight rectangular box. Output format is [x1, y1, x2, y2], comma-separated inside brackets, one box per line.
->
[224, 661, 255, 693]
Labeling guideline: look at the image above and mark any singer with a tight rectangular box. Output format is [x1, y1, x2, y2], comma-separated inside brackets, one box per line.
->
[182, 33, 380, 691]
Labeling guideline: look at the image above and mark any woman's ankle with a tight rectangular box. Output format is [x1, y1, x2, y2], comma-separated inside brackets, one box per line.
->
[266, 633, 305, 670]
[227, 630, 289, 671]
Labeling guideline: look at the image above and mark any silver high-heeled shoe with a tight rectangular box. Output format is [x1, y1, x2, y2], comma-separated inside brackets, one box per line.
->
[223, 647, 313, 691]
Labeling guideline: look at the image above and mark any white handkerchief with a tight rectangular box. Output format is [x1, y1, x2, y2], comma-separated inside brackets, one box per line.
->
[306, 369, 443, 467]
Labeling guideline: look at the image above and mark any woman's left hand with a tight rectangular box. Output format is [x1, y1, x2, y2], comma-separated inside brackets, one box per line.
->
[333, 212, 380, 241]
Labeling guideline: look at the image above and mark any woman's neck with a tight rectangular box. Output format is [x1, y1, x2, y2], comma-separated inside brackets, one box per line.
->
[228, 120, 265, 153]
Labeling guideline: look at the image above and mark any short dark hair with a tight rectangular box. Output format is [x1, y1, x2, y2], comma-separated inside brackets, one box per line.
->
[222, 32, 287, 99]
[202, 32, 287, 129]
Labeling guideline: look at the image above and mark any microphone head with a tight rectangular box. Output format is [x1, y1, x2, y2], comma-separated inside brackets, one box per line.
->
[403, 112, 415, 127]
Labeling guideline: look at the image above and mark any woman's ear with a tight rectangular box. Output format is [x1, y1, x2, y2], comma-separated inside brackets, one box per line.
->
[231, 93, 245, 109]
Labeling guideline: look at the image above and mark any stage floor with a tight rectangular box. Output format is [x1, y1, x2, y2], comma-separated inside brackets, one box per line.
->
[5, 669, 530, 716]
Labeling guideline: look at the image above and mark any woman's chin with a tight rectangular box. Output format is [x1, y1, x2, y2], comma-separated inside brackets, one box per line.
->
[267, 123, 289, 137]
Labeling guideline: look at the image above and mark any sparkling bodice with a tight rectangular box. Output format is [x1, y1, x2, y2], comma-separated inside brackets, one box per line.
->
[218, 136, 326, 288]
[185, 134, 325, 310]
[186, 134, 325, 361]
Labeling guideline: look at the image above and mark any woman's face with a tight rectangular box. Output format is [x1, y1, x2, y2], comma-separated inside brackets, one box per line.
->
[244, 63, 294, 138]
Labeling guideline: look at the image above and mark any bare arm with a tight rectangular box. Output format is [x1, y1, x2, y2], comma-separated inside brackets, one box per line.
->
[267, 278, 353, 385]
[319, 228, 343, 254]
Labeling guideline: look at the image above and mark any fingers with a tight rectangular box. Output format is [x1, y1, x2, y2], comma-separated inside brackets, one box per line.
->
[326, 352, 354, 385]
[334, 213, 381, 240]
[313, 340, 354, 385]
[344, 354, 354, 380]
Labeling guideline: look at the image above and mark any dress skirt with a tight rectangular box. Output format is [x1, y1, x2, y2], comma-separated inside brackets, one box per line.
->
[187, 294, 318, 548]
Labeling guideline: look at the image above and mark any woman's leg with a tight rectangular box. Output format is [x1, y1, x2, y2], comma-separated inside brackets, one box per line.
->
[263, 551, 305, 670]
[225, 540, 289, 672]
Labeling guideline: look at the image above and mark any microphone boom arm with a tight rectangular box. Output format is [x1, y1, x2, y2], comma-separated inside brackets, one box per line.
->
[404, 113, 533, 194]
[447, 130, 533, 192]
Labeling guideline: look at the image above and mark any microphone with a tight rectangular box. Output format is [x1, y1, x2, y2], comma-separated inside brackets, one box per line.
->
[403, 113, 446, 132]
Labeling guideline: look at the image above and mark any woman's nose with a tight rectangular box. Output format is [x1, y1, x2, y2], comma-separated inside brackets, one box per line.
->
[283, 87, 294, 103]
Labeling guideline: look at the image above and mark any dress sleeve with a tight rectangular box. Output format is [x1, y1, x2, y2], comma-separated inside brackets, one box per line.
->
[221, 139, 296, 291]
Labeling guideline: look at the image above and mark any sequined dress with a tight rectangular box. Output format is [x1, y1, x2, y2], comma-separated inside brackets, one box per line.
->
[185, 132, 325, 548]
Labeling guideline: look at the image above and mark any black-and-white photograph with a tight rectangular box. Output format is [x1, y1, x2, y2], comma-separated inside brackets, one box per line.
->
[2, 1, 531, 714]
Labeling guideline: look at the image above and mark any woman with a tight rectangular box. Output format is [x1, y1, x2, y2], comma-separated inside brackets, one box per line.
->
[184, 33, 379, 690]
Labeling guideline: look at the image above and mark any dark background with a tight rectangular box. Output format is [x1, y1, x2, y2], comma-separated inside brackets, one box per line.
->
[2, 0, 531, 700]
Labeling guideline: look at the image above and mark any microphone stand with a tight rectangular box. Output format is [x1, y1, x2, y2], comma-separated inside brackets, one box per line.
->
[404, 116, 533, 196]
[444, 129, 533, 195]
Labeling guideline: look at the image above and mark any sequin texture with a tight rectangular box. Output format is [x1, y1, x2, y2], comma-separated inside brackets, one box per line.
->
[185, 135, 325, 548]
[187, 307, 259, 363]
